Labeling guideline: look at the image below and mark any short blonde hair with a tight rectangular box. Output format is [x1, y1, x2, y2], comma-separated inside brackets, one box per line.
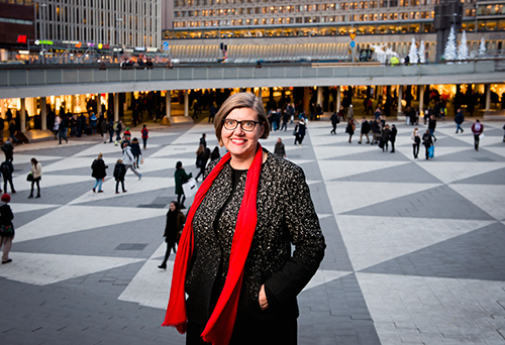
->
[98, 153, 103, 160]
[214, 92, 269, 145]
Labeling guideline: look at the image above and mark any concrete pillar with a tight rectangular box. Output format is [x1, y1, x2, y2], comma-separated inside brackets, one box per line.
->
[20, 98, 26, 133]
[419, 85, 425, 113]
[166, 91, 171, 118]
[114, 93, 119, 121]
[258, 88, 263, 99]
[485, 84, 491, 111]
[184, 90, 189, 117]
[303, 87, 310, 115]
[0, 99, 5, 119]
[41, 97, 47, 130]
[317, 87, 323, 106]
[397, 85, 403, 119]
[336, 86, 341, 112]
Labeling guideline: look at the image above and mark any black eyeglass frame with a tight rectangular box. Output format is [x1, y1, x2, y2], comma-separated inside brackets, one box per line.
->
[222, 118, 263, 132]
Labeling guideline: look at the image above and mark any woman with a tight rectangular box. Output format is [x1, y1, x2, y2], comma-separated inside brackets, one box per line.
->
[141, 124, 149, 149]
[158, 201, 186, 270]
[162, 93, 325, 345]
[274, 137, 286, 158]
[29, 158, 42, 199]
[195, 147, 210, 182]
[0, 193, 14, 264]
[195, 144, 205, 170]
[130, 138, 142, 168]
[422, 129, 433, 160]
[113, 159, 127, 193]
[174, 161, 192, 210]
[91, 153, 108, 193]
[295, 118, 306, 145]
[411, 127, 421, 159]
[381, 124, 391, 152]
[346, 118, 355, 143]
[90, 113, 98, 134]
[210, 146, 220, 161]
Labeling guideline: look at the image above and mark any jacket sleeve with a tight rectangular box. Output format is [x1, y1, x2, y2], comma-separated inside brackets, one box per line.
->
[264, 166, 326, 307]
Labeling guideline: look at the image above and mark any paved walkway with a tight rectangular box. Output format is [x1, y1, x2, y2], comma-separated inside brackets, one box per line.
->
[0, 118, 504, 345]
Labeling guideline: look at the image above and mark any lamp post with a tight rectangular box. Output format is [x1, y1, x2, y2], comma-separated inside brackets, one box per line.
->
[40, 2, 47, 64]
[115, 15, 123, 63]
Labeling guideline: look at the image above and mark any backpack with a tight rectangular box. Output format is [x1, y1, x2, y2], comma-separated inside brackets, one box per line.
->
[1, 162, 11, 176]
[113, 123, 118, 131]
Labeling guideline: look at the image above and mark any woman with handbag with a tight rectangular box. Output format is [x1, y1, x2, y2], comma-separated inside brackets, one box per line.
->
[174, 161, 192, 210]
[162, 93, 325, 345]
[158, 201, 186, 270]
[422, 129, 433, 160]
[28, 158, 42, 199]
[0, 193, 14, 264]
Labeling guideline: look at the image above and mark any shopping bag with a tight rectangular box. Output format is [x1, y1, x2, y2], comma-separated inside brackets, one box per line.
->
[182, 178, 197, 198]
[428, 145, 434, 158]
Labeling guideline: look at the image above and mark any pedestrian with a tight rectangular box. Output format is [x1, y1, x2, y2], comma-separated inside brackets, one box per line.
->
[141, 124, 149, 149]
[158, 201, 186, 269]
[358, 117, 370, 144]
[100, 118, 108, 143]
[113, 159, 127, 194]
[347, 104, 354, 119]
[390, 124, 397, 153]
[471, 119, 484, 151]
[428, 115, 437, 141]
[280, 110, 289, 131]
[130, 138, 142, 168]
[374, 107, 381, 120]
[295, 118, 306, 145]
[195, 146, 210, 182]
[108, 119, 115, 143]
[91, 153, 108, 193]
[274, 137, 286, 158]
[174, 161, 192, 209]
[210, 146, 220, 161]
[209, 103, 217, 123]
[123, 127, 131, 144]
[28, 158, 42, 198]
[422, 129, 433, 160]
[90, 112, 98, 134]
[52, 115, 61, 138]
[381, 124, 391, 152]
[346, 118, 355, 143]
[115, 120, 123, 143]
[411, 127, 421, 159]
[58, 117, 68, 144]
[371, 119, 381, 145]
[199, 133, 207, 149]
[455, 109, 464, 134]
[1, 139, 14, 163]
[122, 142, 142, 179]
[0, 161, 15, 193]
[162, 92, 325, 344]
[79, 113, 87, 136]
[0, 193, 14, 264]
[424, 106, 431, 125]
[330, 112, 340, 135]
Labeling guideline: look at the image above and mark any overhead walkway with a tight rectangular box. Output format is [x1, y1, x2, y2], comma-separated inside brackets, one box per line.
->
[1, 60, 504, 99]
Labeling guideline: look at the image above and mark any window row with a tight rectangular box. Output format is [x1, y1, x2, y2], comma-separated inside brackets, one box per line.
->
[35, 3, 158, 22]
[175, 0, 439, 7]
[174, 11, 435, 21]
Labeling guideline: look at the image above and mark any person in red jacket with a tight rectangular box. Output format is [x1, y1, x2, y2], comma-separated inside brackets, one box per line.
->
[141, 124, 149, 149]
[471, 119, 484, 151]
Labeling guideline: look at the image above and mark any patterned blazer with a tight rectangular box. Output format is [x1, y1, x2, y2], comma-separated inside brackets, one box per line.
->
[185, 149, 326, 324]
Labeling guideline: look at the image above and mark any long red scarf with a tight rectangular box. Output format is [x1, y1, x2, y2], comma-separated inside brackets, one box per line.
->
[162, 144, 263, 345]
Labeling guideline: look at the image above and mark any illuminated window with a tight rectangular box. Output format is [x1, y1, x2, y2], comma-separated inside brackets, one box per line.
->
[261, 18, 266, 24]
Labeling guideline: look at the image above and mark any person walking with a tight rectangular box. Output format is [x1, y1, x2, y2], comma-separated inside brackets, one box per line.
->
[58, 117, 68, 144]
[90, 113, 98, 134]
[100, 118, 108, 143]
[280, 110, 289, 131]
[0, 193, 14, 264]
[455, 109, 464, 134]
[411, 127, 421, 159]
[295, 118, 307, 145]
[130, 138, 142, 168]
[195, 147, 210, 183]
[28, 158, 42, 198]
[471, 119, 484, 151]
[428, 115, 437, 142]
[91, 153, 108, 193]
[199, 133, 207, 149]
[347, 104, 354, 119]
[162, 92, 325, 345]
[330, 112, 340, 135]
[113, 159, 127, 194]
[174, 161, 192, 209]
[1, 139, 14, 163]
[108, 119, 115, 143]
[0, 161, 15, 194]
[381, 124, 391, 152]
[346, 118, 355, 143]
[210, 146, 220, 161]
[274, 137, 286, 158]
[390, 124, 397, 153]
[158, 201, 186, 269]
[115, 120, 123, 143]
[358, 117, 370, 144]
[122, 142, 142, 179]
[422, 129, 433, 160]
[141, 124, 149, 149]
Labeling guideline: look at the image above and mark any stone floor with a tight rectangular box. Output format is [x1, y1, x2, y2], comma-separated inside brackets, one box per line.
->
[0, 118, 504, 345]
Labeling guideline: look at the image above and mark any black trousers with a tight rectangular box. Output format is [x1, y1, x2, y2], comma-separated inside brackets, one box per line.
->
[331, 124, 337, 134]
[142, 138, 147, 148]
[424, 144, 430, 159]
[3, 177, 14, 193]
[413, 143, 419, 158]
[474, 134, 480, 150]
[115, 180, 125, 192]
[30, 178, 40, 196]
[390, 140, 395, 152]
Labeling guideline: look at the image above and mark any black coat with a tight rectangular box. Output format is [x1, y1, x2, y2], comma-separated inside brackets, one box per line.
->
[186, 150, 325, 334]
[130, 142, 141, 156]
[361, 120, 370, 133]
[164, 211, 186, 245]
[422, 132, 433, 146]
[113, 163, 126, 181]
[0, 204, 14, 237]
[91, 158, 107, 179]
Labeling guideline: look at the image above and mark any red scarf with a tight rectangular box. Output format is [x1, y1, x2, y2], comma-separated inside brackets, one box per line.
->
[162, 144, 263, 345]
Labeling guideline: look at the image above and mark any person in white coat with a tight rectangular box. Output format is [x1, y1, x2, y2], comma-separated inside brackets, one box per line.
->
[29, 158, 42, 198]
[122, 142, 142, 179]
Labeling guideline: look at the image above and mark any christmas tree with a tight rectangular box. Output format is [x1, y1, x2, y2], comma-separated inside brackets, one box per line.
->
[408, 38, 418, 64]
[457, 30, 469, 63]
[418, 40, 426, 63]
[443, 26, 457, 63]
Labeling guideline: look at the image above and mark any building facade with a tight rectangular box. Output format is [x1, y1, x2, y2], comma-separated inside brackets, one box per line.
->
[0, 0, 35, 60]
[34, 0, 162, 49]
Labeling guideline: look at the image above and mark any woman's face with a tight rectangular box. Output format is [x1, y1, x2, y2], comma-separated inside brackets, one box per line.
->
[169, 203, 176, 211]
[222, 108, 264, 161]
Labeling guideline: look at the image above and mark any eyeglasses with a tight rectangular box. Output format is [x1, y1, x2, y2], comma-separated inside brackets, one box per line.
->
[222, 118, 262, 132]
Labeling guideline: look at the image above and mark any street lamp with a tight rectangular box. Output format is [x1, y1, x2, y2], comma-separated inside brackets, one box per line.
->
[40, 2, 47, 64]
[115, 15, 123, 63]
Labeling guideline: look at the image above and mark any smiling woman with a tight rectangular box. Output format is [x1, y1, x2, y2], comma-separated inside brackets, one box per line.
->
[163, 92, 326, 345]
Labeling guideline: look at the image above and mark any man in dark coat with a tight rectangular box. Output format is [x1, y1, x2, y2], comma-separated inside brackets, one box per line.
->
[199, 133, 207, 149]
[428, 115, 437, 141]
[358, 117, 370, 144]
[390, 124, 398, 153]
[330, 112, 340, 135]
[455, 109, 464, 134]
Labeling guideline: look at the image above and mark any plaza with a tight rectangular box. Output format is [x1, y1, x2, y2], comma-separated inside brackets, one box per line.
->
[0, 116, 504, 344]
